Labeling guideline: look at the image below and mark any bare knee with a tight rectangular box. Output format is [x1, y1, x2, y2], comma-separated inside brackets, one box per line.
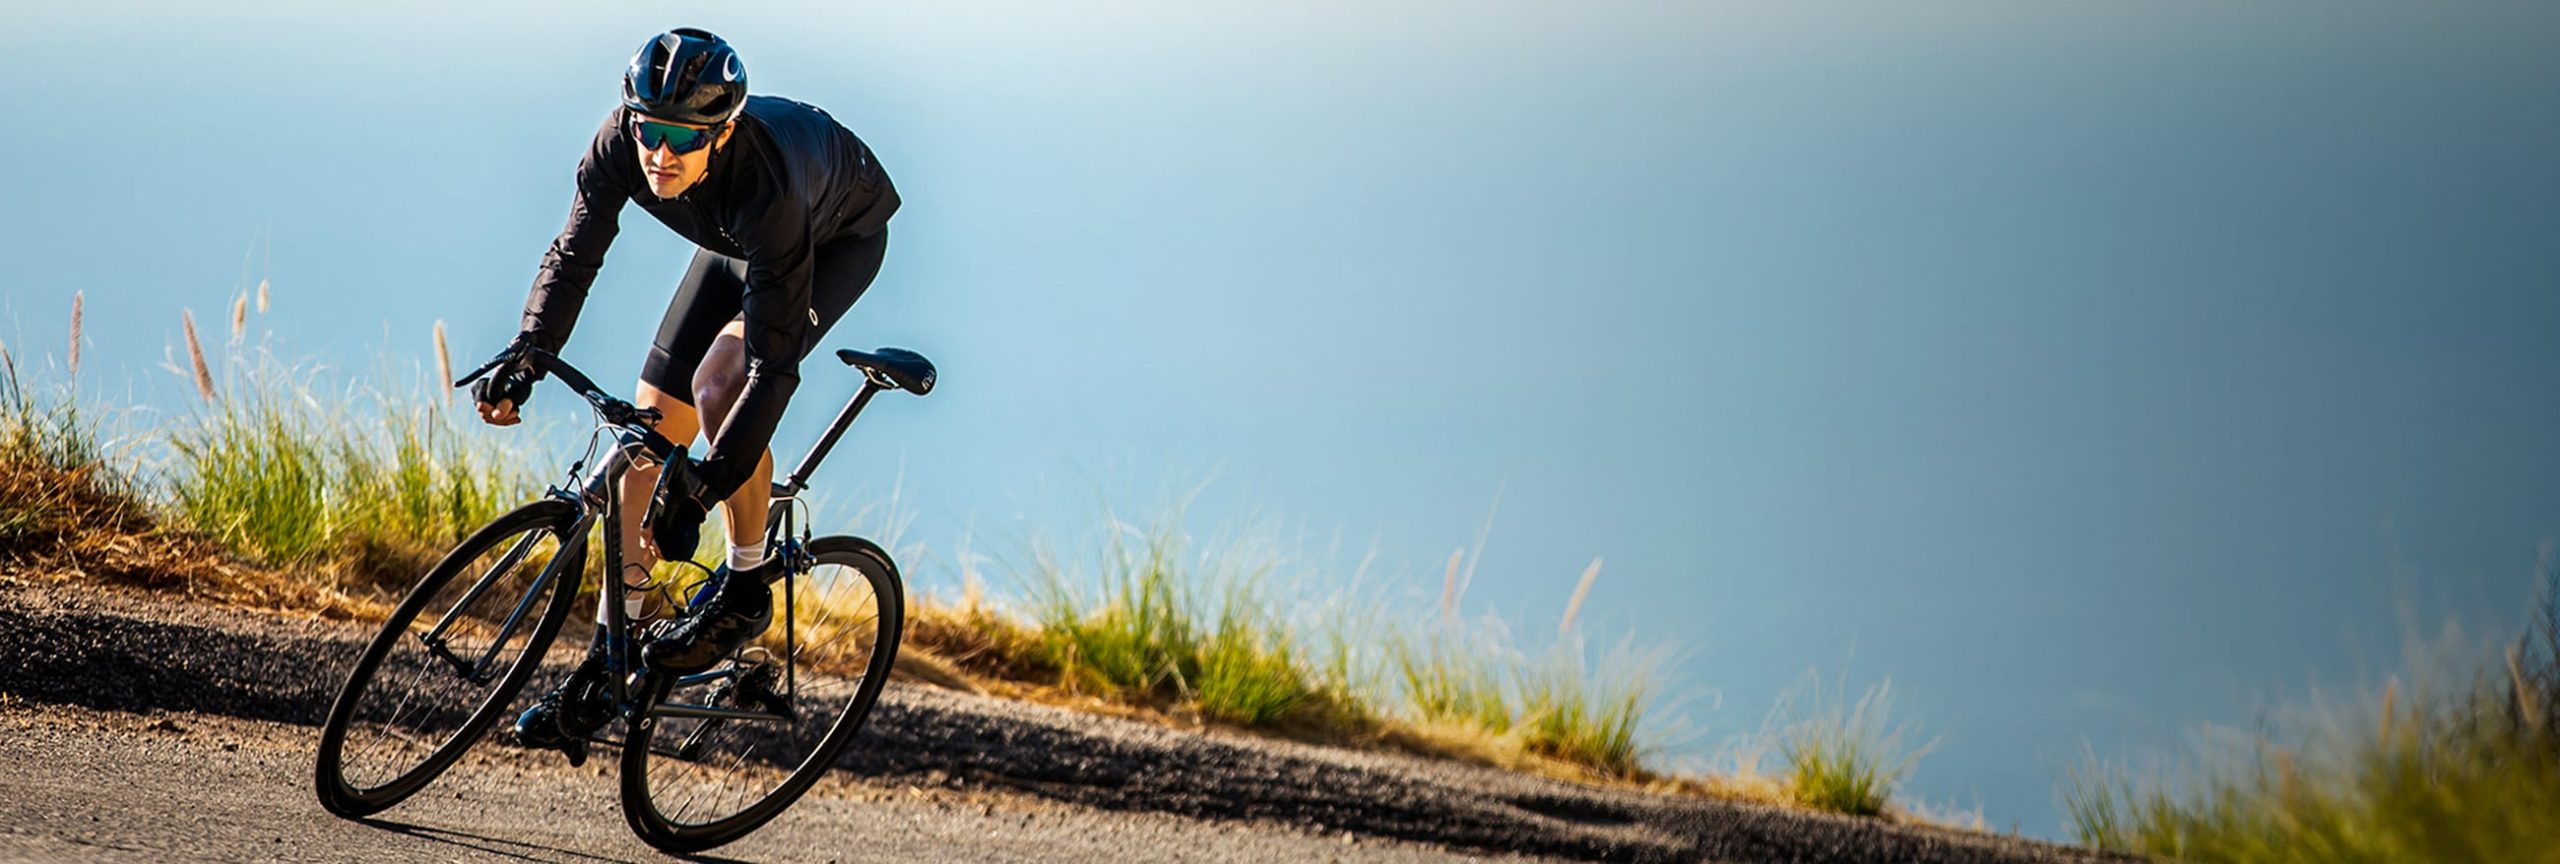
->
[635, 381, 702, 441]
[693, 369, 744, 426]
[692, 335, 750, 432]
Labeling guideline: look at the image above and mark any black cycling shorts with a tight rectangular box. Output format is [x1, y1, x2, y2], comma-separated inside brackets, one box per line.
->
[639, 228, 887, 406]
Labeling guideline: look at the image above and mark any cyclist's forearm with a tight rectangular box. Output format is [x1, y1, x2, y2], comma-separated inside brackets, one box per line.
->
[517, 293, 580, 354]
[519, 267, 595, 354]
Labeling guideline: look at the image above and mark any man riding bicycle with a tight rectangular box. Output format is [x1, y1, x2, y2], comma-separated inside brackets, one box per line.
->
[471, 27, 900, 757]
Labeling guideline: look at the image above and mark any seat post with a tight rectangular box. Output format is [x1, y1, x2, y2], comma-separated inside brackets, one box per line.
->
[780, 381, 878, 496]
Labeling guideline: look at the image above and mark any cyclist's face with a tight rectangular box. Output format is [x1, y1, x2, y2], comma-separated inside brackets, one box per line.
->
[633, 115, 731, 199]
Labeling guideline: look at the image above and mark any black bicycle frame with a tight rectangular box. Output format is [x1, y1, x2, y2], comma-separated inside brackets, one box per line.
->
[444, 346, 895, 734]
[591, 377, 887, 725]
[418, 530, 552, 683]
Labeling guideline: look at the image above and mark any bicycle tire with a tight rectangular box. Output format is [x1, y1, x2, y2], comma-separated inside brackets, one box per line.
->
[313, 498, 587, 817]
[618, 535, 904, 853]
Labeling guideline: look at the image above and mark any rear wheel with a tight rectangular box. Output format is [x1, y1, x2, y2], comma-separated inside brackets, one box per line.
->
[619, 535, 903, 853]
[314, 498, 587, 817]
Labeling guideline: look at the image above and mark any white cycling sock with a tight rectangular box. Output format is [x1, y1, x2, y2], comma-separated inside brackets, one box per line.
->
[728, 540, 769, 571]
[622, 565, 662, 621]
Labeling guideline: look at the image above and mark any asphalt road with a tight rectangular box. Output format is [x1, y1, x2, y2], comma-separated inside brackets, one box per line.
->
[0, 577, 2121, 864]
[0, 702, 1535, 863]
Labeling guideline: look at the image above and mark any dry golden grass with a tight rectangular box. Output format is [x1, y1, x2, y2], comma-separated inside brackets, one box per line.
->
[3, 307, 1831, 823]
[3, 464, 1820, 820]
[888, 586, 1800, 811]
[0, 457, 391, 620]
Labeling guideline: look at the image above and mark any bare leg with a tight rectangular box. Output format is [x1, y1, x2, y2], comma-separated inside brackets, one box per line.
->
[515, 381, 701, 750]
[623, 381, 703, 618]
[690, 322, 773, 555]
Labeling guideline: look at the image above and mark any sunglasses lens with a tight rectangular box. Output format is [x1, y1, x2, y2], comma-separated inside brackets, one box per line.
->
[634, 120, 712, 153]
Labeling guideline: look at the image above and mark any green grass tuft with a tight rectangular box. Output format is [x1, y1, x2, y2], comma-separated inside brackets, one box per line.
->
[1022, 518, 1330, 727]
[0, 353, 103, 476]
[2062, 574, 2560, 863]
[1386, 610, 1665, 777]
[164, 351, 542, 594]
[1513, 645, 1657, 775]
[1771, 669, 1932, 816]
[0, 354, 114, 554]
[1390, 626, 1519, 735]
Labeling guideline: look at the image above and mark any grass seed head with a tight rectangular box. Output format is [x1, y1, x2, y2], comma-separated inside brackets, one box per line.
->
[256, 278, 270, 313]
[2511, 646, 2543, 734]
[67, 292, 83, 376]
[2380, 677, 2398, 743]
[182, 309, 216, 401]
[432, 321, 452, 406]
[1561, 556, 1602, 635]
[230, 293, 248, 343]
[1441, 549, 1465, 618]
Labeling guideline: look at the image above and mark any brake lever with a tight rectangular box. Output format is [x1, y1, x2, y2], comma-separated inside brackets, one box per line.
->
[641, 444, 689, 529]
[451, 353, 512, 388]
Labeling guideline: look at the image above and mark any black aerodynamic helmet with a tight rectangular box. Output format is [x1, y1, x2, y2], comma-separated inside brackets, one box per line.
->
[623, 28, 748, 125]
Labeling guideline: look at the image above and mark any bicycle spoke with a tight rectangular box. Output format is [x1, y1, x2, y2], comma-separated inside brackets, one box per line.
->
[322, 513, 574, 801]
[624, 540, 900, 844]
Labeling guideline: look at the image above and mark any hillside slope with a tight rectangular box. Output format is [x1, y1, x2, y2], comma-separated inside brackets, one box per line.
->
[0, 576, 2116, 864]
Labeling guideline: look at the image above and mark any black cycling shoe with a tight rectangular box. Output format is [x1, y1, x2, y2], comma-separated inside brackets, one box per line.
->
[514, 638, 617, 767]
[641, 559, 779, 674]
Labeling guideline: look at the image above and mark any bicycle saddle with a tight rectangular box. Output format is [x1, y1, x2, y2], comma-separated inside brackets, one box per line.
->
[835, 347, 936, 395]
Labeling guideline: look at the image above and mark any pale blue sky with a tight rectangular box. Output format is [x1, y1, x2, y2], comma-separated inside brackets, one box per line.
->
[8, 0, 2558, 837]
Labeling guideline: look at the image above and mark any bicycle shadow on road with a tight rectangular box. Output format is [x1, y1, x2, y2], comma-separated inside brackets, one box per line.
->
[354, 816, 759, 864]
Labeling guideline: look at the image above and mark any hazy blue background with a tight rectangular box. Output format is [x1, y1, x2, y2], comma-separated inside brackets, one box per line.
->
[8, 0, 2557, 837]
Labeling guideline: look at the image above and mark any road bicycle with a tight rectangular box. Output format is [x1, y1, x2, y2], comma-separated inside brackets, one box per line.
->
[313, 343, 935, 852]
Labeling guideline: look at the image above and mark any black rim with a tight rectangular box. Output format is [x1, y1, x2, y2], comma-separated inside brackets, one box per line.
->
[314, 502, 581, 815]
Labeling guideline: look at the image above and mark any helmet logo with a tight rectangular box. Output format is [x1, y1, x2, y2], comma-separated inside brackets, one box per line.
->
[724, 55, 743, 82]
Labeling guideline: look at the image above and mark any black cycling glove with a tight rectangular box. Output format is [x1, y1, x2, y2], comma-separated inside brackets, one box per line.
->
[471, 336, 543, 412]
[647, 457, 718, 562]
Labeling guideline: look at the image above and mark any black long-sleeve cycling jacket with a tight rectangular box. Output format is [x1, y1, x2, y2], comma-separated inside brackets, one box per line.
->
[516, 95, 900, 501]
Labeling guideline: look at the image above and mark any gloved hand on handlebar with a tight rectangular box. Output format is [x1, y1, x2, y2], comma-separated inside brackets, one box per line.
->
[646, 456, 719, 563]
[472, 336, 543, 427]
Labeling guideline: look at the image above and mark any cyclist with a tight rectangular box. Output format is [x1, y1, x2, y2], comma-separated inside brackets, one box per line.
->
[470, 27, 899, 757]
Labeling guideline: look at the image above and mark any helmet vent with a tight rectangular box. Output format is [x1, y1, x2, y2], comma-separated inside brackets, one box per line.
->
[623, 28, 749, 125]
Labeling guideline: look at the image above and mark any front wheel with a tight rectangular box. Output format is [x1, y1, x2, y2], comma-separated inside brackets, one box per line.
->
[313, 498, 587, 818]
[619, 535, 904, 853]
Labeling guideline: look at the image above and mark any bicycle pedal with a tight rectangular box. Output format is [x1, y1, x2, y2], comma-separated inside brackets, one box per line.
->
[562, 738, 589, 768]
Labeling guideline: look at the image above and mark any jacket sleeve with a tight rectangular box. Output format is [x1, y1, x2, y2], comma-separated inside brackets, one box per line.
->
[518, 111, 631, 355]
[692, 189, 815, 502]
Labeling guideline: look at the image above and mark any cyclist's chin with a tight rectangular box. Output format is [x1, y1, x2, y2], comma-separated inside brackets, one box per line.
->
[645, 176, 693, 199]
